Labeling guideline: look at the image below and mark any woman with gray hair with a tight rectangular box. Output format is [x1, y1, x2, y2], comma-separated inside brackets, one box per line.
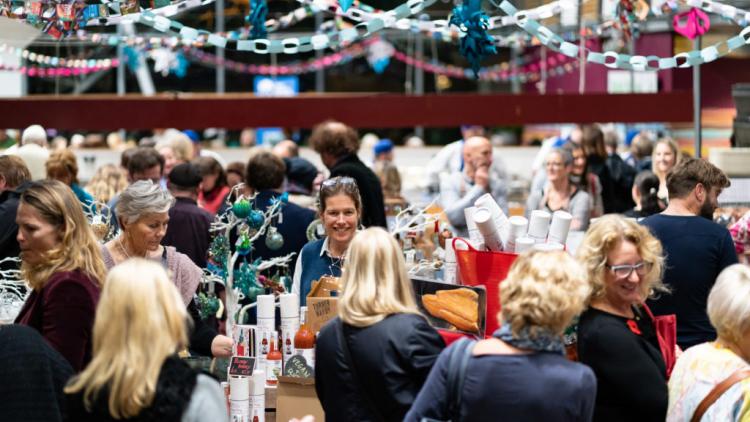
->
[526, 148, 591, 230]
[101, 180, 232, 357]
[667, 264, 750, 422]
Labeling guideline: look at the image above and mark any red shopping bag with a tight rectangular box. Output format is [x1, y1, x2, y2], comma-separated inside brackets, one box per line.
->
[642, 303, 677, 378]
[453, 238, 518, 335]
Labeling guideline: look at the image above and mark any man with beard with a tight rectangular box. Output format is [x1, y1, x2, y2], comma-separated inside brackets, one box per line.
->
[641, 157, 737, 349]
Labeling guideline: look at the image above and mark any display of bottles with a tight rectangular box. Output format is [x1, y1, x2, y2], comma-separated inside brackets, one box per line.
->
[280, 293, 300, 370]
[250, 370, 265, 422]
[265, 332, 282, 386]
[294, 306, 316, 367]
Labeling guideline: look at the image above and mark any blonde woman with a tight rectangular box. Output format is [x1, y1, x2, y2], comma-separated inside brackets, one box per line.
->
[407, 251, 595, 422]
[65, 259, 228, 422]
[667, 264, 750, 422]
[157, 132, 194, 177]
[14, 180, 106, 371]
[652, 138, 682, 201]
[576, 215, 668, 422]
[85, 164, 128, 204]
[315, 227, 444, 422]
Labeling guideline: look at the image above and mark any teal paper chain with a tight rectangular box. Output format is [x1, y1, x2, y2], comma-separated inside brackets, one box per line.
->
[498, 0, 750, 70]
[137, 0, 438, 53]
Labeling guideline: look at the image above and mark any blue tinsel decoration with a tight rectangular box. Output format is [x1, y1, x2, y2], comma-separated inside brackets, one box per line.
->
[449, 0, 497, 78]
[246, 0, 268, 39]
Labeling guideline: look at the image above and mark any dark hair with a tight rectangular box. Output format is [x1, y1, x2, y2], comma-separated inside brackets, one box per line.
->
[630, 134, 654, 160]
[120, 148, 137, 169]
[127, 147, 165, 176]
[226, 161, 246, 178]
[633, 171, 662, 216]
[580, 125, 607, 159]
[666, 157, 731, 199]
[0, 155, 31, 188]
[193, 156, 227, 189]
[318, 176, 362, 216]
[246, 151, 286, 191]
[308, 120, 360, 158]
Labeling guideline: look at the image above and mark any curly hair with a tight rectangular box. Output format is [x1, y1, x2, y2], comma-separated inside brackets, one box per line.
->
[500, 250, 590, 337]
[576, 214, 667, 303]
[308, 120, 360, 158]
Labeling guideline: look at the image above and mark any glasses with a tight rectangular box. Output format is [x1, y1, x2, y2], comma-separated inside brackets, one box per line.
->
[321, 177, 356, 189]
[606, 261, 652, 279]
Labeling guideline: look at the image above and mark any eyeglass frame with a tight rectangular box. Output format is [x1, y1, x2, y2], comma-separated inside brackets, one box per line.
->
[605, 261, 652, 279]
[321, 176, 356, 189]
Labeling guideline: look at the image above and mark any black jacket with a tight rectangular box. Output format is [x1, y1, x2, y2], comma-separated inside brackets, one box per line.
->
[315, 314, 444, 422]
[0, 181, 31, 270]
[65, 356, 198, 422]
[0, 324, 73, 422]
[329, 154, 387, 228]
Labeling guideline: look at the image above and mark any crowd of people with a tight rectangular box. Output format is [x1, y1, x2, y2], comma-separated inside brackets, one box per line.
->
[0, 120, 748, 422]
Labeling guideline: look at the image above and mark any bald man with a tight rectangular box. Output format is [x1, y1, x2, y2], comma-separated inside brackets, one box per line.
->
[439, 136, 508, 237]
[272, 140, 299, 158]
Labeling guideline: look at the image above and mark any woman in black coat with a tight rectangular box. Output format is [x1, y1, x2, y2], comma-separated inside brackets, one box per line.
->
[315, 228, 444, 422]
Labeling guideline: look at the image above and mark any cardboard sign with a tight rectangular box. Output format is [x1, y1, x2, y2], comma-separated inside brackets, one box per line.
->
[229, 356, 255, 377]
[306, 276, 341, 333]
[411, 277, 487, 338]
[277, 376, 323, 422]
[282, 354, 314, 378]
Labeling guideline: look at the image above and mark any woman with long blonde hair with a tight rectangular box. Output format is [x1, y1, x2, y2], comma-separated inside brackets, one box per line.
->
[14, 180, 106, 371]
[65, 259, 227, 422]
[85, 163, 128, 204]
[315, 227, 444, 421]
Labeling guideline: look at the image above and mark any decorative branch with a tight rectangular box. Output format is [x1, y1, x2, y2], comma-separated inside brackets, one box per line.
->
[256, 252, 296, 272]
[391, 199, 441, 236]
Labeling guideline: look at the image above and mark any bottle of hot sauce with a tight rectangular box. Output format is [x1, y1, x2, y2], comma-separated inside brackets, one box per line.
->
[294, 306, 316, 367]
[265, 332, 282, 386]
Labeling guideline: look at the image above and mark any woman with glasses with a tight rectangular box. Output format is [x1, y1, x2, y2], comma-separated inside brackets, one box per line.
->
[292, 176, 361, 306]
[526, 148, 591, 230]
[576, 215, 669, 421]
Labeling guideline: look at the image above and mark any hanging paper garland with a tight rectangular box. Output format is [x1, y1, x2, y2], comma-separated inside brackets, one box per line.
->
[497, 0, 750, 70]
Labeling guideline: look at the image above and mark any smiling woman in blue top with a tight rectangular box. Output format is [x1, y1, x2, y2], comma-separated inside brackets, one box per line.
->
[292, 176, 361, 306]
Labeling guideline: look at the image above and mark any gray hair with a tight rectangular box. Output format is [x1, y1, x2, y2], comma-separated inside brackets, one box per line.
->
[21, 124, 48, 147]
[547, 147, 573, 167]
[116, 180, 175, 225]
[708, 264, 750, 344]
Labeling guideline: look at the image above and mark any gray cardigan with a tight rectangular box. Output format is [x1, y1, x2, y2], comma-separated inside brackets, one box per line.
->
[525, 185, 591, 230]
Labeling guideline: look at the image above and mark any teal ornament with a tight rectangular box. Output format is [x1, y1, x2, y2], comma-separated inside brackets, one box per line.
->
[265, 227, 284, 250]
[449, 0, 497, 78]
[235, 234, 252, 256]
[196, 292, 221, 320]
[280, 275, 293, 293]
[245, 0, 268, 39]
[232, 198, 251, 218]
[247, 210, 264, 229]
[280, 192, 289, 204]
[339, 0, 354, 11]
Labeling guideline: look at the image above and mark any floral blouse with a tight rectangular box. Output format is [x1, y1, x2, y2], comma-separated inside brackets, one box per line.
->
[667, 342, 750, 421]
